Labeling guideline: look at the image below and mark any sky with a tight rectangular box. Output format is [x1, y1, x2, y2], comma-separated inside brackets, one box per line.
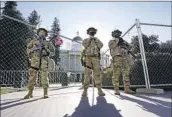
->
[2, 2, 172, 53]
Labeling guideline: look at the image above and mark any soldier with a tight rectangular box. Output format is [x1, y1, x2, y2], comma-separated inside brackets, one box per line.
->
[108, 29, 135, 95]
[81, 27, 105, 97]
[24, 28, 54, 99]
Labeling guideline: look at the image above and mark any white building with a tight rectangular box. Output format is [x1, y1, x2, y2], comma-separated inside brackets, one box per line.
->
[59, 32, 110, 81]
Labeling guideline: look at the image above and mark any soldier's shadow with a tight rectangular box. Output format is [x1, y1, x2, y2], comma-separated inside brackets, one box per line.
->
[64, 96, 122, 117]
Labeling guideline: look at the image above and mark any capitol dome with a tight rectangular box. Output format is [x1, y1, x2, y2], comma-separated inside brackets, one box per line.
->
[72, 32, 83, 42]
[71, 31, 84, 51]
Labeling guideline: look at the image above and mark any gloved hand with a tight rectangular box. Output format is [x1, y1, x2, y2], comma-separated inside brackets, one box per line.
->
[30, 46, 38, 53]
[42, 49, 50, 56]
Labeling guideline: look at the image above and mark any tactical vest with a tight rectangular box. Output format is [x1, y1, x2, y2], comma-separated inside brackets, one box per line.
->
[28, 39, 50, 58]
[84, 39, 100, 56]
[110, 38, 130, 57]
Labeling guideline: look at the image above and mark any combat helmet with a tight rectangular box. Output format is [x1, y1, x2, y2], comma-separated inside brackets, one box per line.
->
[87, 27, 97, 35]
[112, 29, 122, 37]
[37, 27, 48, 37]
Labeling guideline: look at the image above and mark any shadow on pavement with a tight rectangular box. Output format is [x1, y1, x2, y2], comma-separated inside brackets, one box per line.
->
[138, 91, 172, 99]
[49, 91, 80, 97]
[64, 96, 122, 117]
[1, 87, 75, 101]
[49, 87, 70, 91]
[1, 97, 43, 111]
[119, 94, 171, 117]
[1, 99, 23, 106]
[134, 94, 171, 108]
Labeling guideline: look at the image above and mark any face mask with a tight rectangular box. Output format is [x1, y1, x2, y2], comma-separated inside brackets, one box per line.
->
[89, 31, 96, 36]
[38, 30, 46, 37]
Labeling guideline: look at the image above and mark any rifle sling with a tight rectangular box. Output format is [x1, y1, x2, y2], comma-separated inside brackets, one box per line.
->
[85, 65, 92, 69]
[30, 66, 39, 70]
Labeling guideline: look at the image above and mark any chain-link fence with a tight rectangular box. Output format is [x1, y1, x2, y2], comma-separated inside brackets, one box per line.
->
[48, 71, 82, 87]
[0, 14, 84, 90]
[0, 70, 28, 88]
[0, 14, 33, 89]
[102, 19, 172, 89]
[1, 14, 172, 90]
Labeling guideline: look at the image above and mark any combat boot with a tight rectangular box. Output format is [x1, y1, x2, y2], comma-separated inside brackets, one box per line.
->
[114, 88, 120, 95]
[24, 88, 33, 99]
[43, 88, 49, 98]
[79, 86, 84, 90]
[82, 89, 87, 97]
[98, 88, 105, 96]
[124, 87, 136, 94]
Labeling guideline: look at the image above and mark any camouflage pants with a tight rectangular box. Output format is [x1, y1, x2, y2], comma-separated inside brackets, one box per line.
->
[83, 56, 101, 89]
[112, 56, 130, 89]
[28, 57, 49, 89]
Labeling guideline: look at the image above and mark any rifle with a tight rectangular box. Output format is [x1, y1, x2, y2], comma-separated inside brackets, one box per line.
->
[36, 36, 45, 87]
[118, 37, 136, 59]
[128, 51, 136, 59]
[81, 57, 92, 69]
[38, 36, 45, 70]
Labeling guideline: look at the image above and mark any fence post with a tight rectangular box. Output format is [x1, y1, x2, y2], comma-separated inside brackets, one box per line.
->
[135, 19, 164, 94]
[0, 1, 2, 20]
[135, 19, 151, 89]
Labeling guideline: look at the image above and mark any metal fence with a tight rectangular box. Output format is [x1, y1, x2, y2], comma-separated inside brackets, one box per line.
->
[0, 70, 83, 88]
[102, 19, 172, 89]
[0, 14, 172, 90]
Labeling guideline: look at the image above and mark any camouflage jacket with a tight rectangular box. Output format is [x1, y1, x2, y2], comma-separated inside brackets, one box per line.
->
[82, 37, 103, 56]
[108, 37, 131, 58]
[27, 38, 55, 59]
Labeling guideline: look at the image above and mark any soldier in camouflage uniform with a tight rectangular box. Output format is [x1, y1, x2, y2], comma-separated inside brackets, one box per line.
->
[108, 29, 135, 95]
[81, 27, 105, 97]
[24, 28, 54, 99]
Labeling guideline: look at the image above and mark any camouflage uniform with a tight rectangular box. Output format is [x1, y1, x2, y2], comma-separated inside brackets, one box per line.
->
[24, 28, 54, 99]
[81, 27, 105, 97]
[108, 30, 135, 95]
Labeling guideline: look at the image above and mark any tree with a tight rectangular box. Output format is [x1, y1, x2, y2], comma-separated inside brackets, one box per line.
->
[159, 40, 172, 54]
[131, 34, 160, 54]
[0, 1, 31, 87]
[0, 1, 29, 71]
[27, 10, 41, 26]
[50, 17, 61, 69]
[27, 10, 41, 38]
[2, 1, 24, 20]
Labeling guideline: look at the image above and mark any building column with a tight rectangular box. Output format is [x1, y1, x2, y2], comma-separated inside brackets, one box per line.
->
[74, 53, 76, 72]
[68, 52, 70, 71]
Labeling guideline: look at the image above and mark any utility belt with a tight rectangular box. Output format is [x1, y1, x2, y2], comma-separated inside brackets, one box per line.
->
[115, 55, 123, 57]
[30, 56, 48, 70]
[85, 55, 99, 57]
[30, 66, 39, 71]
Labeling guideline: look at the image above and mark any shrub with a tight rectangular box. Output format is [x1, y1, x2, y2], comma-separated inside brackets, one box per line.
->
[102, 53, 172, 88]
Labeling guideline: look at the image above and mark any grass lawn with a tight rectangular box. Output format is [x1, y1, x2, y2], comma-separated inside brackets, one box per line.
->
[0, 87, 27, 95]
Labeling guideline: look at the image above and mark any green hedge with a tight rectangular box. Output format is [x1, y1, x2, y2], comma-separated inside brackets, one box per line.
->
[102, 53, 172, 88]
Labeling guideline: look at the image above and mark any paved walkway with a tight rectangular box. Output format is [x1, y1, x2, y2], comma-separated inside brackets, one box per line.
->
[1, 87, 172, 117]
